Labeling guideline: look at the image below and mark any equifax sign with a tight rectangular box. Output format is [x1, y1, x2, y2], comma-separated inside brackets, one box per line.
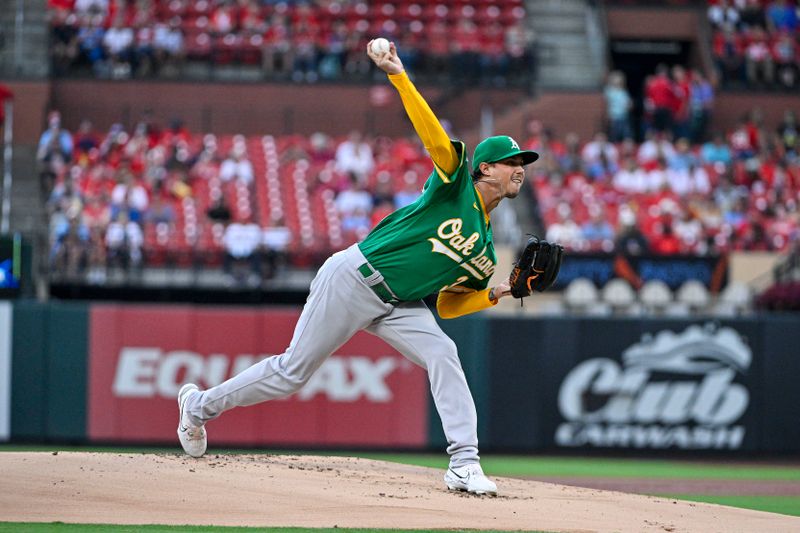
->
[113, 347, 401, 402]
[88, 306, 428, 446]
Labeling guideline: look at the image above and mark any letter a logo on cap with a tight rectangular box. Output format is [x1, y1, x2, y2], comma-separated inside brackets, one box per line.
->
[509, 137, 520, 150]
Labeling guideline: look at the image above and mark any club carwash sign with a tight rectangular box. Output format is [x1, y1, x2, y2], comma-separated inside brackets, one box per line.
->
[555, 324, 751, 450]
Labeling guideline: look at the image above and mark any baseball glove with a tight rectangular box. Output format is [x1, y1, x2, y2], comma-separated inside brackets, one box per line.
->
[509, 236, 564, 298]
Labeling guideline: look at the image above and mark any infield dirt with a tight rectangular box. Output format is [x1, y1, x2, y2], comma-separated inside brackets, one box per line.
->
[2, 452, 799, 533]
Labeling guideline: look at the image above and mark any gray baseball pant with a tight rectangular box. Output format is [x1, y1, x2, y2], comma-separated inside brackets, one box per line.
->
[184, 243, 480, 468]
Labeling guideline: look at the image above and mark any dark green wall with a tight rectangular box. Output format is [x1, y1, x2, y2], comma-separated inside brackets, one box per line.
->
[11, 301, 88, 441]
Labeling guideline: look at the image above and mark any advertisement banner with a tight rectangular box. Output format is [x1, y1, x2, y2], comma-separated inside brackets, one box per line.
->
[488, 319, 762, 452]
[0, 302, 11, 441]
[88, 305, 428, 447]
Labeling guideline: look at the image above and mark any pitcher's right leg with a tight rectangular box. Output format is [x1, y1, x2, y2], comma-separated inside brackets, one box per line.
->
[179, 246, 392, 436]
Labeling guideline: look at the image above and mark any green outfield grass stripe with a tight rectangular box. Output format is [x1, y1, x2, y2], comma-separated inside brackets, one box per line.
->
[655, 495, 800, 517]
[356, 453, 800, 481]
[0, 525, 551, 533]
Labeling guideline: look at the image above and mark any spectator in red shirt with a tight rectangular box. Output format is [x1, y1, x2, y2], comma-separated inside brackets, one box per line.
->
[210, 2, 237, 35]
[671, 65, 692, 140]
[651, 220, 682, 255]
[645, 64, 677, 135]
[0, 84, 13, 128]
[744, 107, 768, 153]
[73, 119, 100, 162]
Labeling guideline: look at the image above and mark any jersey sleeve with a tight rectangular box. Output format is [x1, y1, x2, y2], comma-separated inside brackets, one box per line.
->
[389, 71, 460, 178]
[436, 288, 498, 319]
[420, 140, 469, 198]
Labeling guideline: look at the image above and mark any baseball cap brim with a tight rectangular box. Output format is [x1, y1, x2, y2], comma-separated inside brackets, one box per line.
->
[487, 149, 539, 166]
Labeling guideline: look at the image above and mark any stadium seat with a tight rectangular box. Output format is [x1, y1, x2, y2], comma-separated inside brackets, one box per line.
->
[601, 278, 636, 313]
[714, 282, 753, 316]
[564, 277, 599, 313]
[639, 280, 673, 313]
[676, 280, 711, 312]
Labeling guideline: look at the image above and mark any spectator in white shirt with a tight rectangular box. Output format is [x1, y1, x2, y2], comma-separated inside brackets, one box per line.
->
[546, 203, 583, 250]
[153, 20, 184, 74]
[111, 170, 149, 223]
[613, 158, 648, 194]
[581, 131, 619, 168]
[646, 162, 668, 193]
[223, 216, 263, 284]
[103, 18, 134, 78]
[667, 162, 711, 197]
[674, 210, 706, 254]
[262, 218, 291, 279]
[335, 174, 373, 216]
[75, 0, 108, 15]
[637, 132, 676, 166]
[707, 0, 740, 29]
[105, 211, 144, 270]
[335, 131, 374, 184]
[220, 142, 254, 185]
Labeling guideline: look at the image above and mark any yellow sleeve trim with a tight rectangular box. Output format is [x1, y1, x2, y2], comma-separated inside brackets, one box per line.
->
[434, 164, 451, 184]
[436, 288, 497, 319]
[388, 71, 459, 178]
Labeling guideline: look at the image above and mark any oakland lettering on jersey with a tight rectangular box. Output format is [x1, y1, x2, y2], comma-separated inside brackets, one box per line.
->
[112, 347, 403, 402]
[436, 218, 479, 254]
[428, 218, 496, 280]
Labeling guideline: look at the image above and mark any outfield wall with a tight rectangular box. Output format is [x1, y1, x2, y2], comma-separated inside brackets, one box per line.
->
[8, 301, 800, 453]
[0, 302, 12, 441]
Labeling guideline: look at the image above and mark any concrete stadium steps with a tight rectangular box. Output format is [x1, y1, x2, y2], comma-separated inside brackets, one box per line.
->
[528, 0, 605, 90]
[0, 0, 49, 79]
[7, 145, 44, 238]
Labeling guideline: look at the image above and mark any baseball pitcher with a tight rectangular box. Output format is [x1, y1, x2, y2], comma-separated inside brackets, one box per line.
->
[177, 40, 563, 496]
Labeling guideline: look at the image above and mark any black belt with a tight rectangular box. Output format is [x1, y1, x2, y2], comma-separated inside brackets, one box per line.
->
[357, 262, 400, 305]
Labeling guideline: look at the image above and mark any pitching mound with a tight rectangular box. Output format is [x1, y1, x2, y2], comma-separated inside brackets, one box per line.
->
[2, 452, 799, 533]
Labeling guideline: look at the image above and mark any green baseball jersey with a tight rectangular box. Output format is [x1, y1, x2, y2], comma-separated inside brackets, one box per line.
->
[358, 141, 497, 301]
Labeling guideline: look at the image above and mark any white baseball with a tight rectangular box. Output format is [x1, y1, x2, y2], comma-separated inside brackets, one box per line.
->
[370, 38, 390, 55]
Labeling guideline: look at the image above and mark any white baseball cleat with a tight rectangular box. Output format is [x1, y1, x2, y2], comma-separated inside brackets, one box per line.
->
[177, 383, 207, 458]
[444, 463, 498, 496]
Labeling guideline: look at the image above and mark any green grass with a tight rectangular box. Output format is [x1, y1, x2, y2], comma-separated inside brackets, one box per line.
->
[0, 526, 549, 533]
[657, 495, 800, 517]
[357, 453, 800, 481]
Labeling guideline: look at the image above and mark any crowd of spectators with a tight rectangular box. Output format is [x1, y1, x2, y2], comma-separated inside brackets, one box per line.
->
[47, 0, 536, 86]
[40, 112, 431, 284]
[709, 0, 800, 89]
[527, 105, 800, 257]
[604, 65, 715, 143]
[42, 104, 799, 286]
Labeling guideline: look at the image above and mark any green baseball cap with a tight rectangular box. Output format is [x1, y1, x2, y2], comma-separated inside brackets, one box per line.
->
[472, 135, 539, 169]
